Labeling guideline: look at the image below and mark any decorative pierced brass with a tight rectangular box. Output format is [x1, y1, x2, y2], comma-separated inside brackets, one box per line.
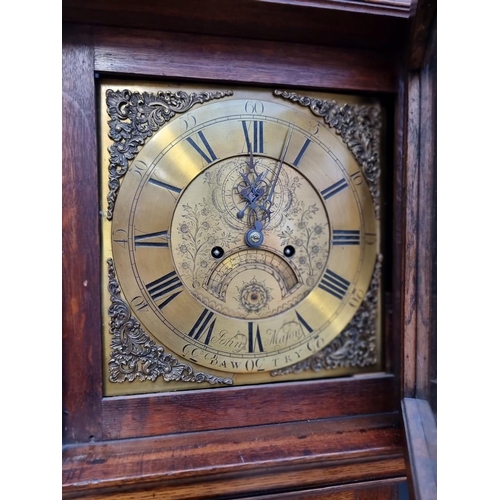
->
[271, 254, 382, 376]
[105, 89, 233, 220]
[107, 258, 233, 385]
[274, 90, 382, 219]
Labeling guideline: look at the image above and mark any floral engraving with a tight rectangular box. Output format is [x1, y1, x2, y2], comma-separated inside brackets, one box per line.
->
[278, 202, 329, 286]
[176, 201, 239, 288]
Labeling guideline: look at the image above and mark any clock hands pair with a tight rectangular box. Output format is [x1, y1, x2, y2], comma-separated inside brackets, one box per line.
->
[236, 148, 268, 220]
[237, 127, 294, 247]
[235, 147, 268, 247]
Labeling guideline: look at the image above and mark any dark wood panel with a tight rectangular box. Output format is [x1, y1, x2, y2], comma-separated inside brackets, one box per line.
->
[415, 22, 436, 404]
[401, 18, 436, 402]
[62, 24, 103, 444]
[415, 63, 435, 401]
[63, 0, 409, 52]
[92, 25, 399, 93]
[388, 67, 406, 396]
[408, 0, 437, 70]
[102, 374, 397, 439]
[63, 413, 405, 499]
[401, 398, 436, 500]
[401, 72, 419, 398]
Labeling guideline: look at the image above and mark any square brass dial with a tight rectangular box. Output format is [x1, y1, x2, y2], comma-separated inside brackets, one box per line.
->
[99, 79, 384, 396]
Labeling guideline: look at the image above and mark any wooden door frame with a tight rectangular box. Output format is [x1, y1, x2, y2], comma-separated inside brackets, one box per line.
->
[62, 1, 436, 497]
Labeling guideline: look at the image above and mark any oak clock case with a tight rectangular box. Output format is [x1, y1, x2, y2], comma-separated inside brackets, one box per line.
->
[100, 81, 383, 396]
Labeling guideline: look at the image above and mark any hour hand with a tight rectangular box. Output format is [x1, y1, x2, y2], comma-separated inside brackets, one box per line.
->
[236, 156, 267, 217]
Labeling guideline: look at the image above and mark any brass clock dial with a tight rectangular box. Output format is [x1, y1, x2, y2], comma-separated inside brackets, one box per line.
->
[106, 84, 380, 377]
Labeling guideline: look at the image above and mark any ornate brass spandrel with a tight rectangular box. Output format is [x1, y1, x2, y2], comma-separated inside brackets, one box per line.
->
[274, 89, 382, 219]
[107, 258, 233, 386]
[105, 89, 233, 220]
[270, 254, 382, 376]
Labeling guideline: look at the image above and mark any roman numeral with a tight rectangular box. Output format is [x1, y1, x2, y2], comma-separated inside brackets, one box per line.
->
[321, 179, 348, 200]
[332, 229, 360, 246]
[148, 178, 181, 193]
[145, 271, 183, 309]
[248, 322, 264, 353]
[242, 120, 264, 153]
[188, 309, 216, 345]
[295, 311, 313, 333]
[292, 138, 311, 167]
[186, 131, 217, 164]
[318, 269, 350, 300]
[134, 230, 170, 248]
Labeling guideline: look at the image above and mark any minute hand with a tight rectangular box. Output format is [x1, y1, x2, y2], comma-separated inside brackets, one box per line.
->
[264, 127, 293, 221]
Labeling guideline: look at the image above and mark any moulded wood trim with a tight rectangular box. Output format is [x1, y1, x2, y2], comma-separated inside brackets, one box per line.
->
[63, 412, 405, 499]
[236, 477, 404, 500]
[250, 0, 410, 17]
[407, 0, 437, 70]
[62, 0, 409, 53]
[387, 69, 406, 396]
[415, 56, 436, 402]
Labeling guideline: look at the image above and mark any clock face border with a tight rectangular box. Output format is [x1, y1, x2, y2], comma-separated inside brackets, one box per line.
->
[98, 79, 385, 396]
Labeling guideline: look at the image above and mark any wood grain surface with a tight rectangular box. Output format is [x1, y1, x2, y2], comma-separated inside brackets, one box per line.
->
[401, 398, 436, 500]
[401, 72, 420, 398]
[93, 26, 399, 93]
[63, 413, 405, 499]
[415, 28, 436, 403]
[62, 24, 103, 444]
[388, 70, 406, 399]
[236, 479, 402, 500]
[63, 0, 409, 52]
[407, 0, 437, 70]
[102, 374, 398, 439]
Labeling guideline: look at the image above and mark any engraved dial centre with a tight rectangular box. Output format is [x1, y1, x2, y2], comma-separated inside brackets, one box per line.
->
[171, 156, 330, 320]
